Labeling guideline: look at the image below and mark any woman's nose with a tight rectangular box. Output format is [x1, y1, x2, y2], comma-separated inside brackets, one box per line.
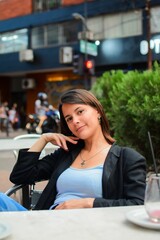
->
[72, 116, 80, 124]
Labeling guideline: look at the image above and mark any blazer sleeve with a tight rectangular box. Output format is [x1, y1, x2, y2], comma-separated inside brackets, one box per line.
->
[10, 148, 63, 184]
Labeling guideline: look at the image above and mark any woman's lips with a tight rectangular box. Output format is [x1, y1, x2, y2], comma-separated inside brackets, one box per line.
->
[76, 125, 85, 132]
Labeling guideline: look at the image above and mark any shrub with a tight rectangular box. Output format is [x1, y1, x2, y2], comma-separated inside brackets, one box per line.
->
[92, 62, 160, 170]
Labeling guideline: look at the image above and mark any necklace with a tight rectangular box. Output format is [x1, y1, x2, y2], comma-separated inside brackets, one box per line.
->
[79, 146, 110, 167]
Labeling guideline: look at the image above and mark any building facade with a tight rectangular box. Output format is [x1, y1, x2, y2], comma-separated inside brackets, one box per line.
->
[0, 0, 160, 122]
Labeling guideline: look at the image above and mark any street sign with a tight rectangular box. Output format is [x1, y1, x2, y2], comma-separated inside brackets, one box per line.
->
[80, 40, 98, 56]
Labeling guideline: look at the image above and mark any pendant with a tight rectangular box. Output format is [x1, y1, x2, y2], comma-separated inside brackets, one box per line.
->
[81, 160, 86, 167]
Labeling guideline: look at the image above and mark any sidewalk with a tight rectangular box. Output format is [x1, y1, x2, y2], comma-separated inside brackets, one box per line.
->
[0, 128, 28, 139]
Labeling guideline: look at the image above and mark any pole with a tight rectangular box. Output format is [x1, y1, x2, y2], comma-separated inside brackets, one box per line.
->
[146, 0, 152, 70]
[84, 0, 89, 89]
[72, 1, 91, 89]
[84, 0, 88, 62]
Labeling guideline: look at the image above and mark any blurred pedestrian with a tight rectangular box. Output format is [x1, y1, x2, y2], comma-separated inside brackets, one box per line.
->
[35, 92, 48, 133]
[0, 101, 9, 131]
[8, 103, 20, 130]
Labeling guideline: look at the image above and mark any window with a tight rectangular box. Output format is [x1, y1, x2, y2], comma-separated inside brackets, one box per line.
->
[0, 29, 28, 54]
[31, 21, 79, 49]
[151, 7, 160, 34]
[87, 17, 103, 40]
[61, 21, 78, 44]
[47, 24, 59, 45]
[31, 26, 45, 48]
[33, 0, 61, 12]
[87, 10, 142, 40]
[120, 11, 142, 38]
[48, 0, 61, 10]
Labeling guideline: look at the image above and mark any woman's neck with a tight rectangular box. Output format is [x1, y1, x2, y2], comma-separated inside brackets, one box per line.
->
[83, 136, 109, 153]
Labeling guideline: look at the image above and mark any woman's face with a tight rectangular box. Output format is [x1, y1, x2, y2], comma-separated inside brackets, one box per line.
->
[62, 103, 101, 139]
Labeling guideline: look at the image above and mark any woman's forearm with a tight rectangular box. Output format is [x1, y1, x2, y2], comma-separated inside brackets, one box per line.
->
[28, 135, 47, 152]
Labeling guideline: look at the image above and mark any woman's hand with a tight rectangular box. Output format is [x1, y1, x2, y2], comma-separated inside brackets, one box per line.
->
[42, 133, 79, 151]
[54, 198, 94, 210]
[28, 133, 79, 152]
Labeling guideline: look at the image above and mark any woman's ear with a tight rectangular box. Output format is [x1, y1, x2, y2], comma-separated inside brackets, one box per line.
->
[98, 115, 101, 123]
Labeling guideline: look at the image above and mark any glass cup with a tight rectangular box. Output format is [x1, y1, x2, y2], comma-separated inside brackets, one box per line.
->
[145, 173, 160, 223]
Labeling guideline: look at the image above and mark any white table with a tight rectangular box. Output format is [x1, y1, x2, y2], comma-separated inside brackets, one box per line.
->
[0, 139, 57, 151]
[0, 206, 159, 240]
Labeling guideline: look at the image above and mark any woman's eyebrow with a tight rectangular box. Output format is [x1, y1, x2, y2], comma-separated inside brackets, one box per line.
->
[64, 107, 82, 119]
[64, 114, 70, 119]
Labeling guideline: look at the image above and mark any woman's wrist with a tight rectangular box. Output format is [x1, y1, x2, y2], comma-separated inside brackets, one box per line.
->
[28, 134, 48, 152]
[86, 198, 94, 208]
[41, 134, 48, 144]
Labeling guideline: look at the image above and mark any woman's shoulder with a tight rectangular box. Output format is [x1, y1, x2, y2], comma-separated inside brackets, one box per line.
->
[111, 142, 145, 160]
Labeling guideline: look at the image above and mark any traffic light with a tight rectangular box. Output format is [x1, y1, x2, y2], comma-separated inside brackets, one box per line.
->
[72, 55, 95, 76]
[72, 54, 84, 75]
[84, 59, 95, 75]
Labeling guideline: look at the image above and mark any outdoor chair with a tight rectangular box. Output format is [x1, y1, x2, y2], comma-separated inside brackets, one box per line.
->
[5, 183, 43, 210]
[12, 133, 46, 159]
[5, 133, 47, 209]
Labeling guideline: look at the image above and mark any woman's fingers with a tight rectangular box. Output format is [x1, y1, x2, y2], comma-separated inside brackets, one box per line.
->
[55, 135, 79, 150]
[42, 133, 79, 150]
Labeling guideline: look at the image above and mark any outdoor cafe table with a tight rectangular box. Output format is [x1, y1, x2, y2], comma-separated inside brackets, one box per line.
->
[0, 206, 159, 240]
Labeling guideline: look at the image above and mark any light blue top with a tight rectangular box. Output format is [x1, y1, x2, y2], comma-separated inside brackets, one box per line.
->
[50, 165, 103, 209]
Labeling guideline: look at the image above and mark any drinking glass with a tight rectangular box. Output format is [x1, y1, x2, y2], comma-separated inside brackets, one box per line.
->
[145, 173, 160, 223]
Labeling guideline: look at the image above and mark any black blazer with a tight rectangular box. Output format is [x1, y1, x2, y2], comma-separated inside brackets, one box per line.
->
[10, 143, 146, 210]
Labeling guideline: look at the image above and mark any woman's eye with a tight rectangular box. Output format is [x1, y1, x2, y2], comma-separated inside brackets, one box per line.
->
[78, 110, 84, 115]
[66, 117, 72, 123]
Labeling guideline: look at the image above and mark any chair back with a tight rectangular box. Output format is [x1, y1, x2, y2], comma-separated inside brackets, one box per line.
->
[9, 133, 46, 209]
[13, 133, 45, 159]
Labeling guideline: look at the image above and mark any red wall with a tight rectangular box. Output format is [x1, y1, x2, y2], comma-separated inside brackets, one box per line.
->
[62, 0, 84, 6]
[0, 0, 32, 20]
[0, 0, 94, 21]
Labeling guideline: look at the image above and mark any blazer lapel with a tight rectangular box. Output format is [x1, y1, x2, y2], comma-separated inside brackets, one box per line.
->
[102, 144, 122, 197]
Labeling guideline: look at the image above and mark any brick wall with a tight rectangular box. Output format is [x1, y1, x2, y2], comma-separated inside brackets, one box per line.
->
[0, 0, 93, 21]
[0, 0, 32, 20]
[62, 0, 84, 6]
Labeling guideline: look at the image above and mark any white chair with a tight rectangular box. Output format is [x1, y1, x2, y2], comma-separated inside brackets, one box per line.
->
[6, 134, 46, 209]
[13, 133, 45, 159]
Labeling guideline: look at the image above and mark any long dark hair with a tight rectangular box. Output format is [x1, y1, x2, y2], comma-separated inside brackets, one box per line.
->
[59, 89, 115, 144]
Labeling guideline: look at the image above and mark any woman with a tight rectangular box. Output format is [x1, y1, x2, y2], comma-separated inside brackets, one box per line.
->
[1, 89, 146, 211]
